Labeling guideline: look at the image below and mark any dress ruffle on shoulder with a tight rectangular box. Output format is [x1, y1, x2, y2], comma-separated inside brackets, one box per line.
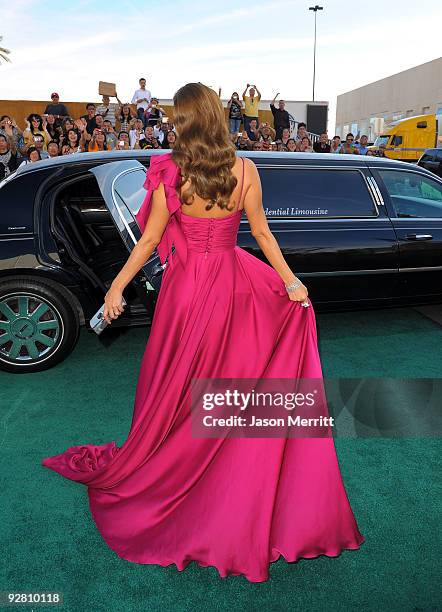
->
[135, 152, 187, 270]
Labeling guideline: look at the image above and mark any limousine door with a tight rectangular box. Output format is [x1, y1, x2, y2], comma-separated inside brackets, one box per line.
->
[371, 167, 442, 298]
[89, 159, 165, 293]
[238, 164, 400, 305]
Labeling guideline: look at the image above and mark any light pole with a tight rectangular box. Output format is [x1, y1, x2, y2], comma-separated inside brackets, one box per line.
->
[309, 5, 323, 101]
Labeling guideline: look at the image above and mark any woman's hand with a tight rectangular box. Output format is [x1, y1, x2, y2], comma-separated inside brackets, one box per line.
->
[103, 285, 125, 324]
[286, 277, 309, 304]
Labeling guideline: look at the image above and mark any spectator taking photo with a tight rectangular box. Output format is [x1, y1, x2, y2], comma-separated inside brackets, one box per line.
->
[227, 92, 243, 135]
[242, 83, 261, 133]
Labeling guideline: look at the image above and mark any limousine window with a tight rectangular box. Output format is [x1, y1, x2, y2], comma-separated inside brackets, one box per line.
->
[259, 168, 377, 218]
[112, 168, 147, 215]
[379, 170, 442, 218]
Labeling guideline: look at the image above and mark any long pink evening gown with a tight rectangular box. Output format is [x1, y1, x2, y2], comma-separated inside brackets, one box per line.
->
[42, 152, 364, 583]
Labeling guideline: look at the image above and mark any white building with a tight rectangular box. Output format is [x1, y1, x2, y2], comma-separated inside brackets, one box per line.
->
[335, 57, 442, 141]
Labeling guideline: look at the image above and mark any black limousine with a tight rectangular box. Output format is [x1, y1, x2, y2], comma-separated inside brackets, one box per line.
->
[417, 148, 442, 178]
[1, 149, 441, 373]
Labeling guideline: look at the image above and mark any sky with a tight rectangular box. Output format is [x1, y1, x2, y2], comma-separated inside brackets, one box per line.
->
[1, 0, 441, 133]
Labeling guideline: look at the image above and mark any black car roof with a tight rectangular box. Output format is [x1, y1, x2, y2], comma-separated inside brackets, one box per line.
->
[4, 148, 427, 185]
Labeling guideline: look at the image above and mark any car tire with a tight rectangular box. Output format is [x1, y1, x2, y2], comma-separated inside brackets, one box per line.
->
[0, 277, 80, 373]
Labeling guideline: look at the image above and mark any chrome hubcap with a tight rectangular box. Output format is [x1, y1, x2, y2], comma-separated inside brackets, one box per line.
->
[0, 293, 61, 363]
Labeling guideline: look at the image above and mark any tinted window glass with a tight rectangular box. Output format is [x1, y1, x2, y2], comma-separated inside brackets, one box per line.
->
[420, 153, 434, 162]
[391, 135, 403, 146]
[379, 170, 442, 218]
[259, 168, 377, 218]
[113, 168, 147, 215]
[0, 172, 37, 234]
[436, 150, 442, 161]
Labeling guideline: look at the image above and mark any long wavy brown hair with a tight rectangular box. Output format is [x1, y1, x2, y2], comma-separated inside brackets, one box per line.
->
[171, 82, 238, 211]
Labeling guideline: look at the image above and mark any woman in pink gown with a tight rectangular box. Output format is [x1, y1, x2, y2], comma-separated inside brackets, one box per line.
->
[42, 82, 364, 583]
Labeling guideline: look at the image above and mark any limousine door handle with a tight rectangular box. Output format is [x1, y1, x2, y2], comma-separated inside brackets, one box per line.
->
[405, 233, 433, 241]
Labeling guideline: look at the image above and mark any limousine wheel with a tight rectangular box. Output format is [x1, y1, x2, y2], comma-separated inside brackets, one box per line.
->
[0, 278, 80, 373]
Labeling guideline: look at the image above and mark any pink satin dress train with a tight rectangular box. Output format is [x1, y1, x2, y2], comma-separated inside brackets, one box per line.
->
[42, 152, 364, 583]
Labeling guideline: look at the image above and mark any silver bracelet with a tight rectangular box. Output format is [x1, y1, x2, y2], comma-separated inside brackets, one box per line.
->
[285, 278, 302, 293]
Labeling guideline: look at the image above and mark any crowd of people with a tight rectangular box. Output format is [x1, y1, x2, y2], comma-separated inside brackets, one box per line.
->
[234, 85, 388, 156]
[0, 79, 387, 180]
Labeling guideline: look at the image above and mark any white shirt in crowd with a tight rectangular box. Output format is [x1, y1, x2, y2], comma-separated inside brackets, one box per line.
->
[128, 125, 174, 148]
[129, 129, 144, 149]
[96, 103, 119, 126]
[153, 125, 165, 143]
[128, 131, 168, 149]
[131, 88, 152, 110]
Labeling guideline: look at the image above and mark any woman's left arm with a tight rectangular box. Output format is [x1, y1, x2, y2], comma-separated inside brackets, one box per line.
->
[103, 183, 170, 322]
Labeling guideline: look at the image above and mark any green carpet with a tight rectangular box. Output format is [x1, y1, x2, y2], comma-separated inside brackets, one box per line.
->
[1, 307, 441, 612]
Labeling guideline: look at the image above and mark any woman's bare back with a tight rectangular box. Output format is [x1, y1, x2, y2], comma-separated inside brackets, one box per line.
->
[178, 156, 247, 219]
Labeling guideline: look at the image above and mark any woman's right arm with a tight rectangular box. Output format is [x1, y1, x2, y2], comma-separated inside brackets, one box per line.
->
[103, 182, 170, 323]
[242, 159, 308, 302]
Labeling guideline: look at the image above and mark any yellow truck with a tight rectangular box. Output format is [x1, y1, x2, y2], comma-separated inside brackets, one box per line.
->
[371, 113, 442, 162]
